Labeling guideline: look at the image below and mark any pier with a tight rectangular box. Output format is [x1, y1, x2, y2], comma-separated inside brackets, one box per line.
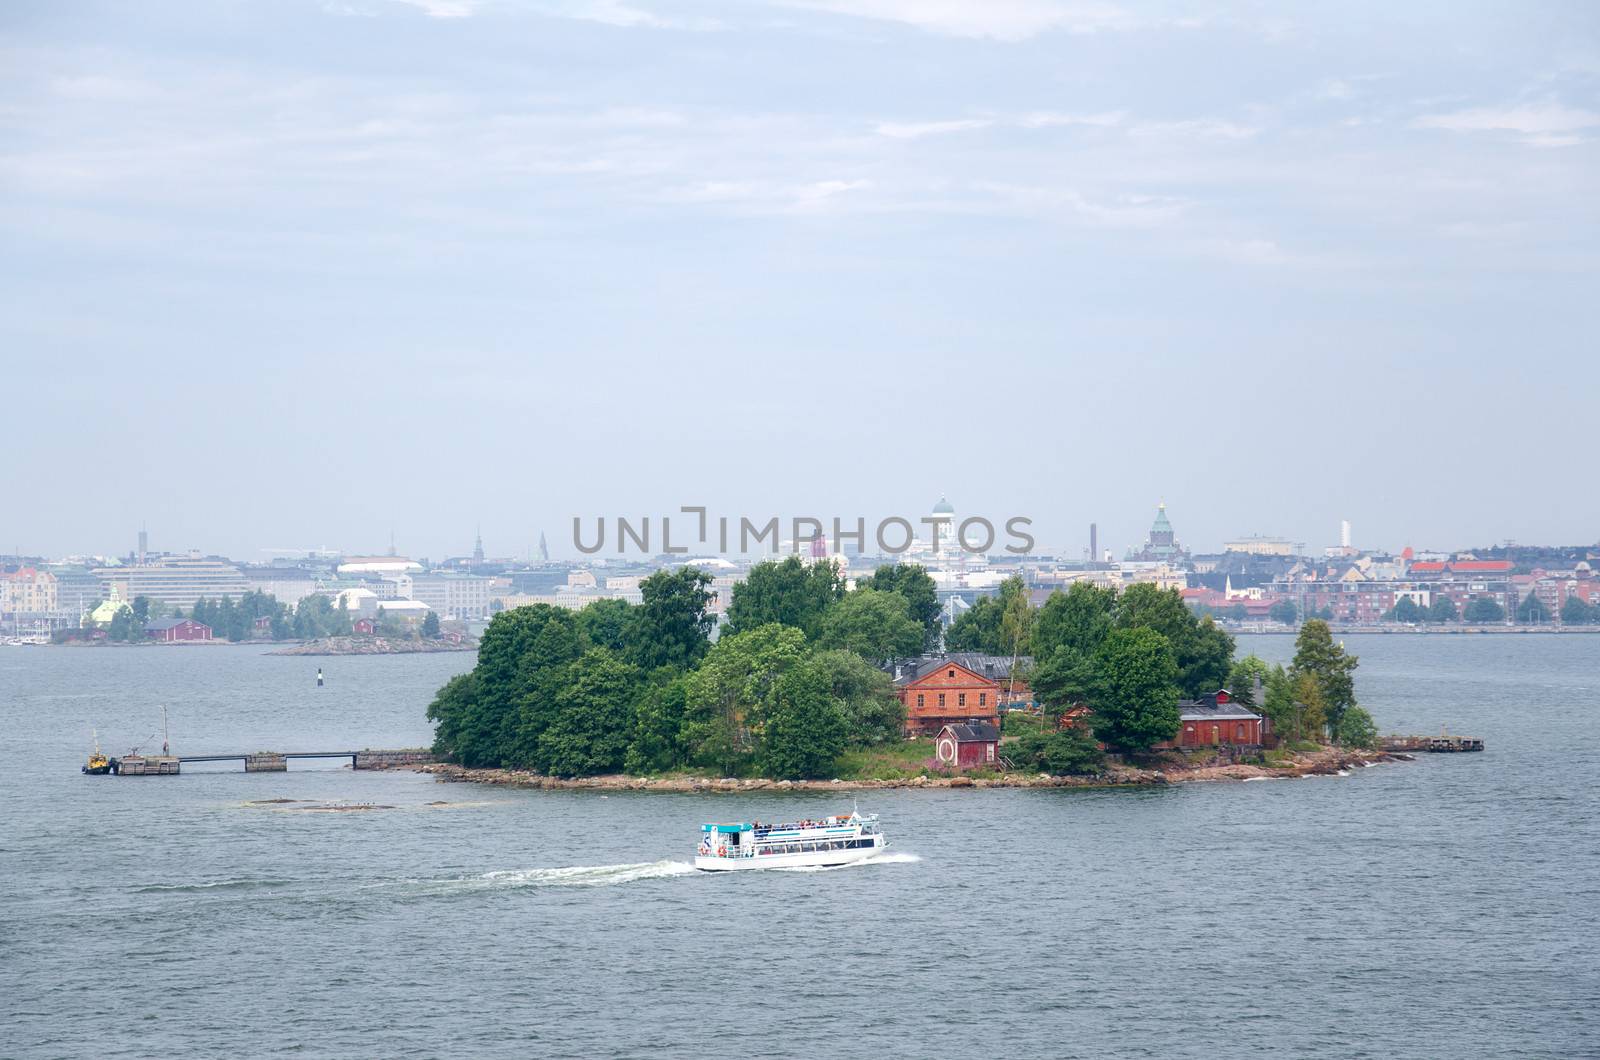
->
[106, 749, 438, 775]
[1381, 734, 1485, 753]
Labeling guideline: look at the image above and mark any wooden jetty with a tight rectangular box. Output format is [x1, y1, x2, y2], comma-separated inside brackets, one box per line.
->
[1381, 734, 1485, 753]
[105, 748, 437, 775]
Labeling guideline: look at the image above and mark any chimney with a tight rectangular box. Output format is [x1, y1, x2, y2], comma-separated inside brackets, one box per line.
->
[1089, 523, 1098, 567]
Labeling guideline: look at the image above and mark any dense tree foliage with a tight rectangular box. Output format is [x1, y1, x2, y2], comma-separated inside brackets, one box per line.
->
[861, 563, 942, 651]
[1560, 596, 1597, 625]
[1517, 593, 1550, 623]
[628, 567, 716, 670]
[1004, 724, 1104, 775]
[816, 588, 923, 665]
[1114, 584, 1234, 698]
[1290, 620, 1358, 740]
[723, 557, 844, 641]
[1268, 599, 1299, 625]
[1087, 627, 1181, 754]
[945, 576, 1029, 655]
[1462, 598, 1506, 623]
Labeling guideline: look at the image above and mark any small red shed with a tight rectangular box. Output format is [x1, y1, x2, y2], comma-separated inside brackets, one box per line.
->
[934, 722, 1000, 769]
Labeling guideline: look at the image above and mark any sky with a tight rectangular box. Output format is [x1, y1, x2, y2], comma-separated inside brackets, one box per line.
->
[2, 0, 1597, 563]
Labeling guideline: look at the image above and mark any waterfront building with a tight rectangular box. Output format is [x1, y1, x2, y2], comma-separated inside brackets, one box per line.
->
[933, 722, 1000, 769]
[1, 567, 58, 617]
[336, 556, 423, 576]
[408, 572, 495, 620]
[242, 565, 320, 606]
[94, 556, 250, 610]
[1156, 691, 1264, 748]
[892, 654, 1022, 735]
[143, 617, 214, 642]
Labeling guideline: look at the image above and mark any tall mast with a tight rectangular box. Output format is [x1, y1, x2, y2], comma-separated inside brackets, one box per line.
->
[162, 705, 170, 755]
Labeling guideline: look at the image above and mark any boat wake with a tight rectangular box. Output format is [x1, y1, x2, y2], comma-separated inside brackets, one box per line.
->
[401, 860, 697, 896]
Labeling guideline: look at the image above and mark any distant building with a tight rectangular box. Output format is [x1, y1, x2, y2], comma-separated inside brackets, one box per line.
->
[95, 556, 249, 610]
[143, 617, 213, 643]
[1127, 503, 1189, 563]
[933, 722, 1000, 769]
[1, 568, 58, 617]
[336, 556, 423, 576]
[1224, 535, 1298, 557]
[408, 573, 495, 620]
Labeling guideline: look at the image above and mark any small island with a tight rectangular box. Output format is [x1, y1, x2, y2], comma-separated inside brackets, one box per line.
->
[423, 560, 1387, 791]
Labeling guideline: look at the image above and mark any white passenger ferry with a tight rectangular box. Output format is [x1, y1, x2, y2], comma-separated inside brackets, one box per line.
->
[694, 811, 886, 871]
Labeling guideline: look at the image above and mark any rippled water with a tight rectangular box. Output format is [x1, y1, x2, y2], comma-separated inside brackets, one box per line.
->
[4, 637, 1598, 1058]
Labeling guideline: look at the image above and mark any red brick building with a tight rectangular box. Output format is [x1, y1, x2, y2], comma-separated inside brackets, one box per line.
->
[1157, 690, 1263, 749]
[934, 722, 1000, 769]
[143, 617, 213, 643]
[893, 656, 1006, 735]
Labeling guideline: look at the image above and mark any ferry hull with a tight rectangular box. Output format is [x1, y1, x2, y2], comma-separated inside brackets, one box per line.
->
[694, 839, 886, 872]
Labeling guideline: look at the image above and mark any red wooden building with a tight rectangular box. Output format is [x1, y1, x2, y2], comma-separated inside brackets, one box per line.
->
[893, 656, 1005, 735]
[143, 617, 213, 643]
[934, 722, 1000, 769]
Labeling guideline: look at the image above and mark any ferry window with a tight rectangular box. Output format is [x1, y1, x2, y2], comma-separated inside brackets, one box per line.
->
[958, 693, 966, 706]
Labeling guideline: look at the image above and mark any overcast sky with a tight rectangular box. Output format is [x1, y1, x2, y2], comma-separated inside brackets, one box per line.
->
[3, 0, 1597, 562]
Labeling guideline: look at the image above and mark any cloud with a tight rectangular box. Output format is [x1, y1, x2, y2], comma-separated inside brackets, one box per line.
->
[973, 183, 1188, 228]
[1015, 110, 1124, 128]
[391, 0, 477, 17]
[1128, 119, 1259, 141]
[875, 118, 991, 139]
[1414, 102, 1600, 145]
[775, 0, 1157, 42]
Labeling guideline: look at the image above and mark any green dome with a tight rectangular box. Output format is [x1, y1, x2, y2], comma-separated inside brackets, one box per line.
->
[932, 496, 954, 515]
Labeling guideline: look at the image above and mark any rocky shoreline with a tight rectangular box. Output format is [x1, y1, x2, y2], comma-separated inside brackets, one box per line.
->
[268, 636, 479, 656]
[415, 748, 1399, 793]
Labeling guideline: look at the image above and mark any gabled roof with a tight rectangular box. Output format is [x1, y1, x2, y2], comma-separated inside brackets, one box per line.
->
[892, 653, 1032, 686]
[1178, 693, 1262, 723]
[940, 722, 999, 743]
[144, 617, 203, 632]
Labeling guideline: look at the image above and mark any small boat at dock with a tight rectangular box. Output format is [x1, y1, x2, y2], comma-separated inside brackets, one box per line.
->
[82, 730, 111, 775]
[694, 811, 886, 871]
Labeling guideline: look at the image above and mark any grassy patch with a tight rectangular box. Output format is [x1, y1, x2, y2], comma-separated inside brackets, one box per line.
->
[833, 739, 937, 780]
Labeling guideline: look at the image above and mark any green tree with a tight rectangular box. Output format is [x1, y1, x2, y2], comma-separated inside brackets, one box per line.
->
[1031, 582, 1115, 660]
[1029, 645, 1096, 719]
[1427, 596, 1458, 623]
[1390, 596, 1425, 623]
[1114, 583, 1234, 697]
[1260, 664, 1298, 740]
[1517, 593, 1549, 624]
[1226, 654, 1273, 707]
[1290, 619, 1355, 740]
[624, 675, 690, 775]
[945, 576, 1029, 655]
[723, 556, 845, 641]
[807, 648, 904, 745]
[131, 595, 151, 623]
[680, 623, 809, 774]
[1462, 597, 1505, 623]
[1561, 595, 1596, 625]
[467, 604, 585, 768]
[1268, 599, 1298, 625]
[1088, 626, 1181, 754]
[863, 563, 942, 651]
[1292, 671, 1329, 743]
[759, 657, 849, 779]
[427, 672, 482, 763]
[577, 597, 632, 652]
[816, 588, 923, 665]
[536, 648, 641, 776]
[628, 567, 715, 670]
[1004, 725, 1104, 775]
[107, 605, 137, 642]
[1337, 705, 1380, 750]
[421, 610, 441, 638]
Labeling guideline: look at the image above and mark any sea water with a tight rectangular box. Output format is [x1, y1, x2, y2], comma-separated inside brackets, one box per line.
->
[3, 636, 1597, 1058]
